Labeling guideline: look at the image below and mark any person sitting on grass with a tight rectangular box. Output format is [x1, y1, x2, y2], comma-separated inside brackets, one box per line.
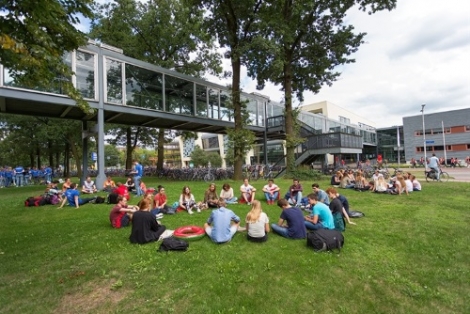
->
[114, 182, 130, 201]
[62, 177, 72, 193]
[139, 180, 147, 194]
[219, 183, 238, 204]
[245, 200, 270, 242]
[326, 187, 355, 231]
[389, 174, 408, 195]
[129, 199, 167, 244]
[240, 178, 256, 205]
[82, 176, 97, 194]
[109, 195, 138, 229]
[330, 171, 342, 187]
[372, 174, 388, 193]
[124, 177, 135, 192]
[262, 179, 280, 205]
[403, 173, 413, 194]
[286, 178, 303, 206]
[204, 183, 220, 208]
[204, 200, 243, 244]
[304, 193, 335, 231]
[153, 185, 172, 214]
[354, 172, 370, 192]
[58, 183, 96, 209]
[102, 176, 116, 193]
[410, 175, 422, 191]
[179, 186, 198, 214]
[312, 183, 330, 205]
[270, 199, 306, 239]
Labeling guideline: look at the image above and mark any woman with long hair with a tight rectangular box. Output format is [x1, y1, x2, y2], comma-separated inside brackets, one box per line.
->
[219, 183, 238, 204]
[204, 183, 219, 208]
[245, 200, 270, 242]
[179, 186, 198, 214]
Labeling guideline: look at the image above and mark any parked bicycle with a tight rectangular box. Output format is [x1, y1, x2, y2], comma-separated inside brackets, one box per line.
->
[425, 167, 449, 182]
[204, 163, 215, 183]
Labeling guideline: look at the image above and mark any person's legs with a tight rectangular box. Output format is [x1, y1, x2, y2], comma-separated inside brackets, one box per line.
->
[79, 197, 96, 205]
[120, 214, 130, 227]
[271, 224, 290, 238]
[295, 192, 303, 205]
[134, 176, 142, 196]
[264, 192, 270, 202]
[229, 225, 238, 239]
[304, 221, 324, 230]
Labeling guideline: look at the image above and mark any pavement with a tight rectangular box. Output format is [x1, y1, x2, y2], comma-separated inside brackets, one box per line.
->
[440, 167, 470, 182]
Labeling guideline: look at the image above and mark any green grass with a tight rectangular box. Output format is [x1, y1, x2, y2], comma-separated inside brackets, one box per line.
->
[1, 177, 469, 314]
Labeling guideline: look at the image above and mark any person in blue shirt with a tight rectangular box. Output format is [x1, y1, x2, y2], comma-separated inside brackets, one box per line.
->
[130, 160, 143, 196]
[58, 183, 96, 209]
[4, 167, 13, 187]
[204, 200, 242, 244]
[44, 166, 52, 183]
[271, 199, 306, 239]
[312, 183, 330, 205]
[304, 193, 335, 230]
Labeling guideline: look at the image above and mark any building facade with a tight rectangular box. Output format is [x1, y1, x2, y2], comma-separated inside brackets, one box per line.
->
[403, 108, 470, 163]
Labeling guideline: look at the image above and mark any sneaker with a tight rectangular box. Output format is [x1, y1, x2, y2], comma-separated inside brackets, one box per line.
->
[155, 213, 164, 219]
[188, 209, 194, 215]
[247, 202, 251, 206]
[197, 208, 201, 213]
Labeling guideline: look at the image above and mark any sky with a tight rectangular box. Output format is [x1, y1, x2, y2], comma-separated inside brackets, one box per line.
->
[82, 0, 470, 128]
[206, 0, 470, 128]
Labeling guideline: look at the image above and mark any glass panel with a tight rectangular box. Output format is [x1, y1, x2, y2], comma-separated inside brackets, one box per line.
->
[195, 84, 207, 117]
[165, 75, 194, 115]
[125, 64, 163, 110]
[242, 95, 257, 125]
[76, 51, 95, 99]
[106, 58, 122, 104]
[208, 89, 219, 119]
[219, 90, 232, 121]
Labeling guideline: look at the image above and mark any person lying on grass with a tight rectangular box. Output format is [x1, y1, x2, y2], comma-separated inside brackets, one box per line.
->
[271, 199, 306, 239]
[129, 199, 167, 244]
[58, 183, 96, 209]
[109, 195, 138, 229]
[245, 200, 270, 243]
[204, 200, 243, 244]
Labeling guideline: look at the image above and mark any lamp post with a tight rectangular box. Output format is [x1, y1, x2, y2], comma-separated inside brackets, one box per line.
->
[396, 125, 400, 168]
[420, 104, 426, 168]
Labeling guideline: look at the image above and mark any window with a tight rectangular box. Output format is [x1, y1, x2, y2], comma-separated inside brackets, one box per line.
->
[446, 145, 452, 151]
[416, 147, 423, 152]
[425, 129, 432, 135]
[445, 127, 451, 133]
[416, 131, 423, 136]
[432, 128, 442, 135]
[467, 144, 470, 149]
[466, 125, 470, 132]
[433, 146, 444, 151]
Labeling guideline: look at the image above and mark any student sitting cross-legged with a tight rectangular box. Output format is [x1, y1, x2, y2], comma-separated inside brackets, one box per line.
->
[270, 199, 306, 239]
[304, 193, 335, 231]
[204, 200, 243, 244]
[245, 200, 270, 242]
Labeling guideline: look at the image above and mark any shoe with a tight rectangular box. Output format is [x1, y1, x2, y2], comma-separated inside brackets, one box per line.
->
[197, 208, 201, 213]
[188, 209, 194, 215]
[155, 213, 164, 219]
[247, 202, 251, 206]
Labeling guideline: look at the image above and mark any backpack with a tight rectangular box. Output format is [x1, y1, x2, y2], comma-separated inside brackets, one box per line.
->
[24, 196, 47, 207]
[158, 237, 189, 252]
[333, 211, 345, 232]
[107, 193, 119, 204]
[307, 229, 344, 252]
[95, 196, 106, 204]
[349, 210, 365, 218]
[45, 194, 59, 205]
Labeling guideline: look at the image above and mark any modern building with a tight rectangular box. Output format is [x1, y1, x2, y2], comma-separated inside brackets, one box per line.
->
[376, 126, 404, 163]
[402, 108, 470, 164]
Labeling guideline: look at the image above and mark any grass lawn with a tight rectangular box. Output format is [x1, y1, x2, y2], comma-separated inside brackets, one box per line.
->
[0, 176, 469, 314]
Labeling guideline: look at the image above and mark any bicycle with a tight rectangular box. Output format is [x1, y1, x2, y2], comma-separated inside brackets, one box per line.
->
[425, 168, 449, 182]
[204, 166, 215, 183]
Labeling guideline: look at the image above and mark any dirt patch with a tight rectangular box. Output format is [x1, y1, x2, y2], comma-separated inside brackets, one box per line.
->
[54, 279, 128, 314]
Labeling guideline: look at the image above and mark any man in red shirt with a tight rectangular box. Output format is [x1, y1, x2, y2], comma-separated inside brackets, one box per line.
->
[109, 196, 138, 228]
[114, 182, 130, 200]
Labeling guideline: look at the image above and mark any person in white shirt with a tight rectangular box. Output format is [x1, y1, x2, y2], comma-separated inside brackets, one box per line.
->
[403, 173, 413, 193]
[240, 178, 256, 205]
[82, 176, 97, 194]
[245, 200, 269, 242]
[262, 179, 280, 205]
[410, 175, 422, 191]
[219, 183, 238, 204]
[428, 153, 440, 180]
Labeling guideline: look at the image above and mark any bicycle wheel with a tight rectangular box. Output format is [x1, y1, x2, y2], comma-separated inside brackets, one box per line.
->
[425, 173, 431, 182]
[204, 173, 215, 183]
[439, 172, 449, 182]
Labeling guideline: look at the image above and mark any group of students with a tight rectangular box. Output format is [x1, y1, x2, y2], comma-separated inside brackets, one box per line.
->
[331, 168, 422, 195]
[1, 165, 53, 187]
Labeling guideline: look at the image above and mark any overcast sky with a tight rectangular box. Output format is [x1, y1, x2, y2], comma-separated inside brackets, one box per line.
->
[209, 0, 470, 128]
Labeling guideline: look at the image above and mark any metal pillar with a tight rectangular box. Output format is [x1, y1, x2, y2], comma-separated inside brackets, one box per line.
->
[95, 50, 106, 189]
[81, 121, 88, 185]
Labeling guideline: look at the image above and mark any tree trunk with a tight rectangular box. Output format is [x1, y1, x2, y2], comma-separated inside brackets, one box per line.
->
[283, 58, 296, 175]
[29, 153, 34, 168]
[157, 128, 165, 169]
[67, 134, 82, 179]
[36, 147, 41, 168]
[48, 140, 54, 168]
[232, 56, 243, 181]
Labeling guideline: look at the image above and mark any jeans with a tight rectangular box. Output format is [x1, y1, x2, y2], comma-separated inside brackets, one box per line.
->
[45, 173, 52, 183]
[264, 191, 279, 201]
[431, 167, 439, 180]
[205, 225, 237, 243]
[224, 197, 238, 204]
[15, 174, 23, 187]
[304, 221, 324, 230]
[288, 192, 302, 205]
[24, 175, 30, 186]
[271, 224, 291, 238]
[134, 176, 142, 196]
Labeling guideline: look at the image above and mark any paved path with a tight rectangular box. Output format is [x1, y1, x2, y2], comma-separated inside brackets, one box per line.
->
[440, 167, 470, 182]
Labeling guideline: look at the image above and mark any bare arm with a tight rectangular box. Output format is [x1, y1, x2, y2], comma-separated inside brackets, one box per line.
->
[342, 207, 356, 225]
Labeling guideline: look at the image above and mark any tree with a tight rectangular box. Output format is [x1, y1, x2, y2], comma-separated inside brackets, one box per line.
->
[189, 146, 207, 167]
[248, 0, 397, 175]
[193, 0, 264, 180]
[90, 0, 222, 168]
[0, 0, 94, 112]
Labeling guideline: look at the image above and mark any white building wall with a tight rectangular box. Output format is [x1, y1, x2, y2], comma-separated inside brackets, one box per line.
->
[301, 101, 376, 127]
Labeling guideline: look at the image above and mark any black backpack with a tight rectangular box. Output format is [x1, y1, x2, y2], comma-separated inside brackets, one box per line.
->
[307, 229, 344, 252]
[158, 237, 189, 252]
[107, 193, 119, 204]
